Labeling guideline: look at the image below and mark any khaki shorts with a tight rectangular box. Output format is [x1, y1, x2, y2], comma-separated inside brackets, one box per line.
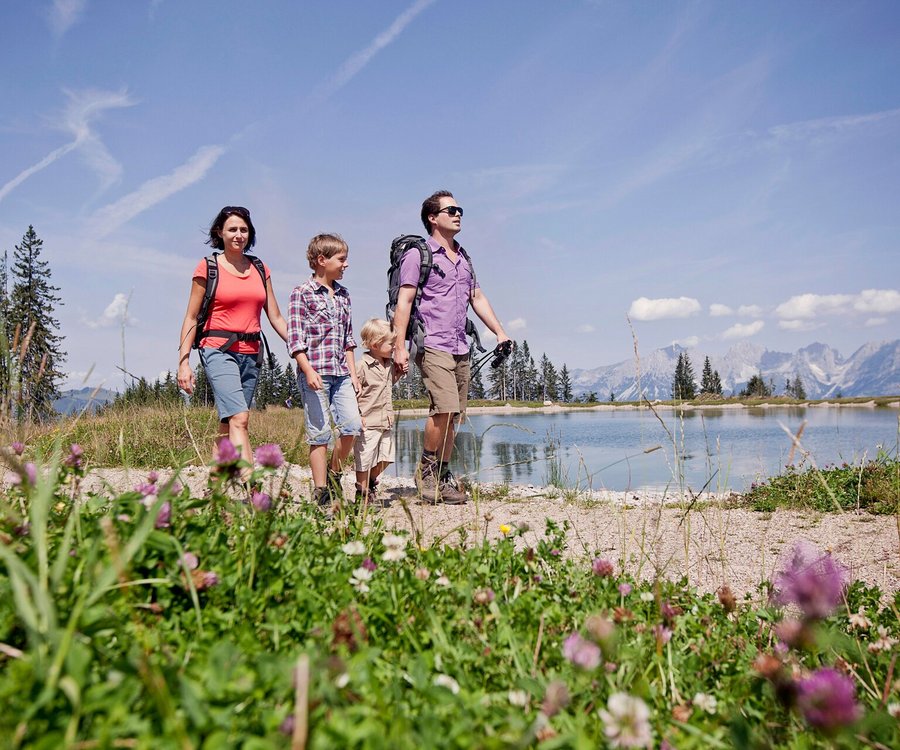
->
[418, 347, 470, 417]
[353, 427, 395, 472]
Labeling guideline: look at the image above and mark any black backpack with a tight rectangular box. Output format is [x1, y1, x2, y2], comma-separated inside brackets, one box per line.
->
[385, 234, 484, 361]
[194, 252, 276, 369]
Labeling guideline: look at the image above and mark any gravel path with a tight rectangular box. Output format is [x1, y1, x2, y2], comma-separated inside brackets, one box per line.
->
[82, 465, 900, 600]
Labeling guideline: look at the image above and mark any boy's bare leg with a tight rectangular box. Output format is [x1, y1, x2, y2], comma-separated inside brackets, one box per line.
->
[309, 444, 328, 487]
[331, 434, 355, 471]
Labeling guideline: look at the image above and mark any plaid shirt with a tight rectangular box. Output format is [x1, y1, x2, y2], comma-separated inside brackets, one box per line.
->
[287, 277, 355, 376]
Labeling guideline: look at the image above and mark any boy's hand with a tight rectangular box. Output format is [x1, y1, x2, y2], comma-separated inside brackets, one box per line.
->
[360, 415, 367, 429]
[394, 347, 409, 375]
[305, 370, 323, 390]
[351, 375, 361, 396]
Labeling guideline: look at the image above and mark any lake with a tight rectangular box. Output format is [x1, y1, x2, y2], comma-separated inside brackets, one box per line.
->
[388, 406, 900, 492]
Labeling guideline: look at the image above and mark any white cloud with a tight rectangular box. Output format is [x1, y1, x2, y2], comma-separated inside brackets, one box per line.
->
[48, 0, 87, 37]
[0, 88, 135, 203]
[737, 304, 763, 317]
[309, 0, 436, 106]
[674, 336, 699, 348]
[84, 292, 136, 329]
[90, 144, 225, 236]
[774, 293, 852, 320]
[709, 303, 732, 317]
[628, 296, 701, 321]
[778, 319, 820, 332]
[722, 320, 764, 339]
[767, 108, 900, 144]
[864, 317, 887, 327]
[506, 318, 527, 332]
[853, 289, 900, 315]
[576, 323, 595, 334]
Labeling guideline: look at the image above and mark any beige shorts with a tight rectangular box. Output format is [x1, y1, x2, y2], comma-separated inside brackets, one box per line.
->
[418, 347, 470, 416]
[353, 427, 395, 472]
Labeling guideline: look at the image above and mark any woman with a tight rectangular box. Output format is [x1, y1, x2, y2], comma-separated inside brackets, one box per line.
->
[177, 206, 288, 472]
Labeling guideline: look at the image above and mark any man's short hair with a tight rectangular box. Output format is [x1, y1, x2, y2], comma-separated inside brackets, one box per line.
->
[306, 233, 348, 271]
[360, 318, 394, 349]
[420, 190, 454, 233]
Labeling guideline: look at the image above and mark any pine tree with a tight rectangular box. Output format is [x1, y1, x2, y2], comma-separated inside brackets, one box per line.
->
[0, 250, 10, 403]
[539, 354, 558, 401]
[791, 373, 806, 400]
[559, 364, 573, 403]
[488, 354, 508, 401]
[700, 356, 715, 394]
[712, 370, 723, 395]
[7, 226, 65, 421]
[191, 363, 214, 407]
[672, 352, 697, 400]
[740, 373, 771, 398]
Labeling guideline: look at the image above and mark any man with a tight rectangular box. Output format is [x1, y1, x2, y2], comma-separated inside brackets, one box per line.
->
[392, 190, 510, 504]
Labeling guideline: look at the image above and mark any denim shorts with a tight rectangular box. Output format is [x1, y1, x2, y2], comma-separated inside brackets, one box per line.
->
[299, 374, 362, 445]
[199, 347, 260, 421]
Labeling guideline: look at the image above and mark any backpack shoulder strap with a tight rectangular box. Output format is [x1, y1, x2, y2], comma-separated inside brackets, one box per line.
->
[412, 240, 433, 310]
[246, 254, 269, 304]
[458, 245, 477, 287]
[194, 253, 220, 349]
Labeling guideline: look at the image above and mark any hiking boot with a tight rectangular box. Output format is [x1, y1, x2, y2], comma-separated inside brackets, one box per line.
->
[437, 475, 468, 504]
[327, 469, 344, 504]
[354, 483, 367, 505]
[312, 486, 333, 518]
[417, 465, 467, 505]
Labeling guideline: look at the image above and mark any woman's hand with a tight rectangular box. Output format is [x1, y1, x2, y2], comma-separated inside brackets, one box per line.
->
[177, 362, 195, 394]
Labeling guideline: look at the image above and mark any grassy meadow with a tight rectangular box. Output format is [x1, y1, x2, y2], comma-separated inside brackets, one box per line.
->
[0, 402, 898, 747]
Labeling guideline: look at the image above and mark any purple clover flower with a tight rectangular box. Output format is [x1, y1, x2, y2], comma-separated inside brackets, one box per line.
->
[255, 443, 285, 469]
[214, 438, 240, 467]
[772, 542, 847, 620]
[202, 571, 220, 588]
[251, 491, 272, 512]
[147, 470, 159, 483]
[135, 482, 157, 497]
[361, 557, 377, 572]
[182, 552, 199, 570]
[64, 444, 84, 469]
[592, 558, 614, 577]
[155, 502, 172, 529]
[618, 583, 633, 596]
[796, 668, 860, 734]
[10, 442, 25, 456]
[562, 632, 602, 670]
[23, 462, 37, 486]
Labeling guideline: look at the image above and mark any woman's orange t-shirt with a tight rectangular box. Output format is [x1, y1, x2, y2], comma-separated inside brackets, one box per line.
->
[193, 258, 269, 354]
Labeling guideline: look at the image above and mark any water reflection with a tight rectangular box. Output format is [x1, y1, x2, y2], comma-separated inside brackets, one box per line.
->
[387, 407, 899, 492]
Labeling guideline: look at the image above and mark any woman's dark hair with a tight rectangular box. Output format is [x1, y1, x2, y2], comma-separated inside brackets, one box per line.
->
[420, 190, 454, 233]
[206, 206, 256, 250]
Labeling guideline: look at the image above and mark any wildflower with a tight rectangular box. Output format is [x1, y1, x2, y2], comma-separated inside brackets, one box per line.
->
[383, 546, 407, 562]
[10, 442, 24, 456]
[361, 557, 377, 572]
[541, 680, 570, 717]
[190, 570, 219, 591]
[155, 502, 172, 529]
[618, 583, 632, 596]
[64, 443, 84, 469]
[795, 667, 861, 734]
[213, 438, 240, 468]
[432, 673, 460, 694]
[350, 566, 373, 593]
[147, 470, 159, 483]
[135, 481, 156, 497]
[414, 567, 430, 580]
[652, 624, 672, 647]
[279, 715, 294, 736]
[182, 552, 199, 570]
[473, 588, 495, 605]
[584, 614, 615, 645]
[20, 462, 37, 486]
[639, 591, 654, 603]
[887, 702, 900, 719]
[435, 572, 451, 587]
[867, 625, 898, 653]
[341, 540, 366, 556]
[562, 632, 602, 670]
[549, 548, 561, 557]
[499, 524, 512, 535]
[250, 491, 272, 512]
[255, 443, 284, 468]
[508, 689, 529, 707]
[383, 532, 407, 549]
[692, 692, 717, 714]
[592, 558, 615, 577]
[775, 618, 813, 650]
[598, 692, 653, 748]
[848, 607, 872, 630]
[771, 542, 846, 620]
[335, 673, 350, 688]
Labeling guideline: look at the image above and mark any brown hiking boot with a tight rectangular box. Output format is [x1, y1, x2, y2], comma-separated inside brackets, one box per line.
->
[416, 461, 467, 504]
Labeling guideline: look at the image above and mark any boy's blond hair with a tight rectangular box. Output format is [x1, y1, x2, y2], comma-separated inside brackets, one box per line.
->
[360, 318, 394, 349]
[307, 233, 348, 271]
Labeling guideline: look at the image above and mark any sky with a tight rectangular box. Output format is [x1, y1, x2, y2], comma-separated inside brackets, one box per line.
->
[1, 0, 899, 392]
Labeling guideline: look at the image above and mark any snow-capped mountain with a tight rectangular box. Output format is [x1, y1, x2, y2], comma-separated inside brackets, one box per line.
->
[570, 340, 900, 400]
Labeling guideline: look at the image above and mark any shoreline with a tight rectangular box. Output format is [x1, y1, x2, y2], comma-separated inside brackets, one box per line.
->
[395, 399, 900, 417]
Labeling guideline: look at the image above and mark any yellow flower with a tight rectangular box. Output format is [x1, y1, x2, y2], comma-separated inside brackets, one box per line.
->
[499, 524, 512, 536]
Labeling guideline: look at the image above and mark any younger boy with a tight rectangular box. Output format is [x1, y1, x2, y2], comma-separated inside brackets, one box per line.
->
[287, 234, 362, 510]
[353, 318, 399, 505]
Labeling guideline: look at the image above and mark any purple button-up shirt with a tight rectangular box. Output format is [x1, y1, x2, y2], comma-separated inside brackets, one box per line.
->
[398, 236, 479, 355]
[287, 277, 355, 376]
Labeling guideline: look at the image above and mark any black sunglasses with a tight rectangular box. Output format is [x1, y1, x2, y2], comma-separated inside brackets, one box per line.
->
[221, 206, 250, 218]
[437, 205, 464, 217]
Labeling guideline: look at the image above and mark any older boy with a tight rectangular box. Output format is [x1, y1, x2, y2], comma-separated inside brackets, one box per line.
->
[392, 191, 510, 504]
[287, 234, 362, 509]
[353, 318, 399, 506]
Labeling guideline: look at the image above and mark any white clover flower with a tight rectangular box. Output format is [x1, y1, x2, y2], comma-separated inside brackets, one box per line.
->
[349, 578, 369, 593]
[341, 540, 366, 556]
[351, 567, 373, 582]
[382, 532, 407, 550]
[335, 673, 350, 688]
[639, 592, 655, 603]
[848, 607, 872, 630]
[433, 674, 460, 694]
[383, 547, 407, 562]
[599, 692, 653, 748]
[692, 692, 717, 715]
[434, 572, 451, 587]
[867, 625, 898, 653]
[887, 702, 900, 719]
[508, 689, 529, 707]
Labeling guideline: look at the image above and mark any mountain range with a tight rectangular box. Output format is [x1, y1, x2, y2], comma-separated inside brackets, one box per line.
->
[53, 386, 118, 415]
[569, 339, 900, 400]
